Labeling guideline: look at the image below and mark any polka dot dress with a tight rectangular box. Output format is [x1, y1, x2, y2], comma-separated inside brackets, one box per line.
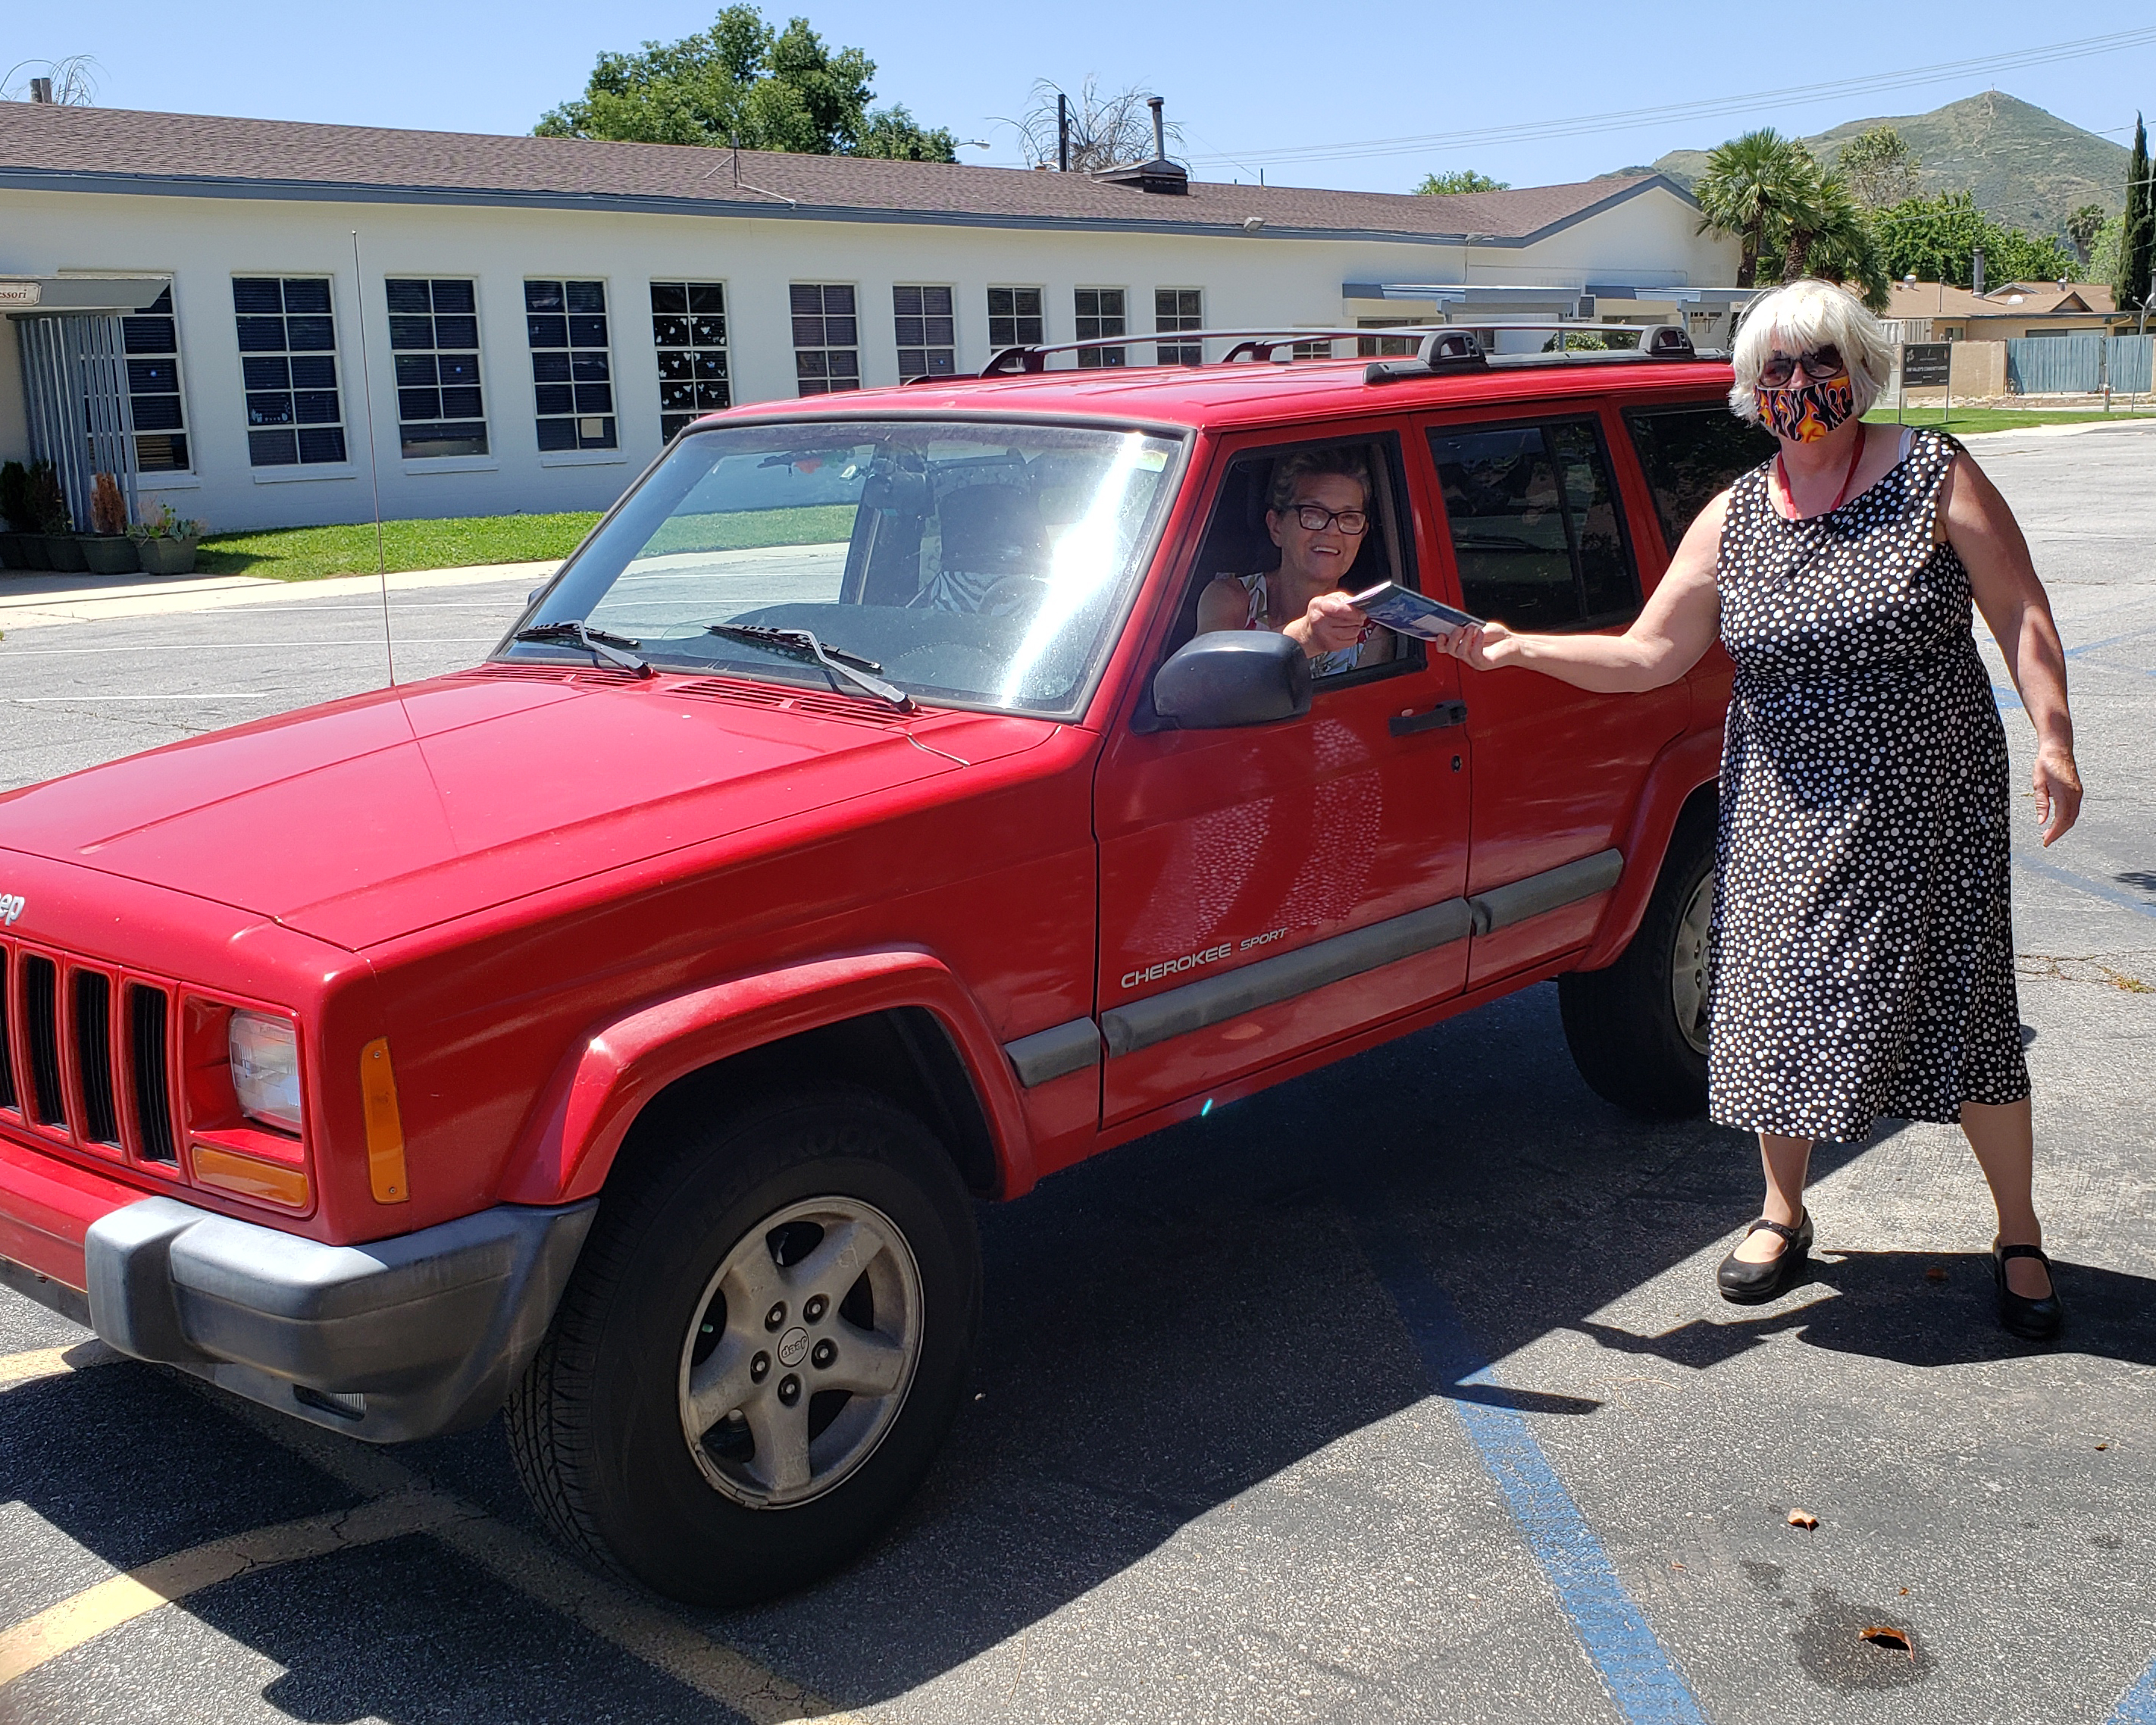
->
[1708, 428, 2029, 1142]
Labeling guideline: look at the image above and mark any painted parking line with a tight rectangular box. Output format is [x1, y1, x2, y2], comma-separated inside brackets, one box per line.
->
[1354, 1216, 1710, 1725]
[0, 1489, 473, 1688]
[2014, 852, 2156, 924]
[187, 1378, 857, 1724]
[0, 1341, 123, 1389]
[2111, 1655, 2156, 1725]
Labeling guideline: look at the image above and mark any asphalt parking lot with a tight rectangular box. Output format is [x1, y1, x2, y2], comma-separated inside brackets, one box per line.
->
[2, 420, 2152, 1724]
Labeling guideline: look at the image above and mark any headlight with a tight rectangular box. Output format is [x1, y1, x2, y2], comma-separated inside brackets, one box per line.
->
[229, 1012, 302, 1133]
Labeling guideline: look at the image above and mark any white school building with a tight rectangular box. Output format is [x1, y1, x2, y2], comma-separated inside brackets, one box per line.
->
[0, 102, 1745, 534]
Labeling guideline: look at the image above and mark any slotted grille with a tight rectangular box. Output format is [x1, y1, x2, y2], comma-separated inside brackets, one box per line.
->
[22, 956, 65, 1128]
[129, 984, 176, 1163]
[0, 950, 15, 1113]
[671, 678, 909, 727]
[73, 971, 120, 1147]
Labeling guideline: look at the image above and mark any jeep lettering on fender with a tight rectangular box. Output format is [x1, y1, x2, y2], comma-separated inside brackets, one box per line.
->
[0, 324, 1773, 1605]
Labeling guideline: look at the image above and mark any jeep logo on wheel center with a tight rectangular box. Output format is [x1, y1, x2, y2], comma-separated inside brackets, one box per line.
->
[776, 1327, 809, 1367]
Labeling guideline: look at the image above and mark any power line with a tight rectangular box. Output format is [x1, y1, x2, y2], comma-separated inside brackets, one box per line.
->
[1188, 27, 2156, 169]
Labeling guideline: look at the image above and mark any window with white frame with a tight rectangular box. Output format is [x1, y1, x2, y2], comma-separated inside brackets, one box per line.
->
[122, 286, 189, 471]
[386, 277, 487, 459]
[1075, 288, 1125, 366]
[987, 286, 1044, 351]
[1155, 287, 1203, 364]
[791, 283, 859, 396]
[525, 279, 615, 452]
[233, 277, 346, 467]
[1356, 318, 1419, 358]
[1290, 334, 1335, 360]
[651, 280, 729, 440]
[893, 285, 956, 380]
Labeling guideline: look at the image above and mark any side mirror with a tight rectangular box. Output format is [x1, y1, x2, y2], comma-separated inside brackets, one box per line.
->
[1151, 630, 1312, 729]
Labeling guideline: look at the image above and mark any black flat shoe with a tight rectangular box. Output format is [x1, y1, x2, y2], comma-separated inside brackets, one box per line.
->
[1716, 1211, 1813, 1304]
[1993, 1241, 2064, 1341]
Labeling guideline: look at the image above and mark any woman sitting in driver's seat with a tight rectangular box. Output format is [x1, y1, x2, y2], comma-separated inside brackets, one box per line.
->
[1194, 448, 1394, 675]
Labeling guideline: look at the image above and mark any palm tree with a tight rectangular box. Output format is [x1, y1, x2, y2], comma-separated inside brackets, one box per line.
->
[1694, 129, 1816, 288]
[1789, 172, 1892, 312]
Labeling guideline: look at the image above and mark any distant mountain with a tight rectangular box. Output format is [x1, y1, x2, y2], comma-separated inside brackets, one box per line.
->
[1634, 92, 2129, 238]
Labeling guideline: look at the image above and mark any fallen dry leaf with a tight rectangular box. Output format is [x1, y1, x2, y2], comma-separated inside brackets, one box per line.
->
[2096, 1443, 2109, 1451]
[1787, 1510, 1819, 1529]
[1898, 1588, 1910, 1596]
[1924, 1266, 1948, 1282]
[1860, 1626, 1914, 1660]
[1671, 1561, 1685, 1570]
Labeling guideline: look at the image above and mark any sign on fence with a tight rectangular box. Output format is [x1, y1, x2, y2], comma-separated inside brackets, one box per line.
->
[1901, 343, 1951, 388]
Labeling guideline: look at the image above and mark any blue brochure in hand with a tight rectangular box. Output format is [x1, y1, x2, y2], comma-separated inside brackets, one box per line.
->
[1347, 581, 1485, 639]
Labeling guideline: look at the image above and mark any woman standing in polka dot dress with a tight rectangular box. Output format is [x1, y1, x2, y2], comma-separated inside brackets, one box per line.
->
[1434, 280, 2082, 1339]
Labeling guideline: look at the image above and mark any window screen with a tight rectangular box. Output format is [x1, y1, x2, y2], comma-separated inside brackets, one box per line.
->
[791, 283, 859, 396]
[526, 279, 615, 452]
[1428, 418, 1641, 631]
[121, 286, 189, 472]
[387, 278, 487, 459]
[233, 277, 346, 467]
[1155, 288, 1202, 365]
[651, 281, 729, 441]
[893, 285, 956, 379]
[1622, 404, 1776, 554]
[987, 286, 1044, 351]
[1075, 288, 1125, 366]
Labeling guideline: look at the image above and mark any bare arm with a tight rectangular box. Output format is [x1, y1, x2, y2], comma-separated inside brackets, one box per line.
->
[1428, 490, 1730, 692]
[1944, 452, 2082, 845]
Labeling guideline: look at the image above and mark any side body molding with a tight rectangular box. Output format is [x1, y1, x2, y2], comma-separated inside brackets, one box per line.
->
[497, 948, 1036, 1206]
[1468, 849, 1624, 935]
[1003, 1018, 1102, 1088]
[1102, 897, 1472, 1059]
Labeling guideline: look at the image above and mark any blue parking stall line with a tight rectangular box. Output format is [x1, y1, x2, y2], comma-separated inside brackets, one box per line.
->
[2107, 1653, 2156, 1725]
[1355, 1218, 1710, 1725]
[1992, 684, 2023, 712]
[2013, 853, 2156, 924]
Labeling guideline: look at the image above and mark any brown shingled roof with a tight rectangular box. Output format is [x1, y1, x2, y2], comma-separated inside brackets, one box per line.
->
[0, 102, 1673, 245]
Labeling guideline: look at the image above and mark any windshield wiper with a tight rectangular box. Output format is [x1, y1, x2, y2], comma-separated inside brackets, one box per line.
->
[513, 620, 652, 678]
[705, 624, 915, 712]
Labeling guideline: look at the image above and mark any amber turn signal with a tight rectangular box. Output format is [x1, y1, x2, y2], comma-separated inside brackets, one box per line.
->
[192, 1143, 310, 1209]
[360, 1038, 409, 1204]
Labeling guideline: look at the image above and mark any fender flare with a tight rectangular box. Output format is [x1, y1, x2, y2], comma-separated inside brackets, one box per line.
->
[496, 948, 1036, 1207]
[1575, 726, 1723, 972]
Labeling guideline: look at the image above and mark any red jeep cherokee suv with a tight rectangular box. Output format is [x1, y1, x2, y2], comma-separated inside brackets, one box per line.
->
[0, 326, 1771, 1603]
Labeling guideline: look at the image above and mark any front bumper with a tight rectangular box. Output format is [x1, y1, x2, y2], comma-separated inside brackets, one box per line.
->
[70, 1194, 596, 1442]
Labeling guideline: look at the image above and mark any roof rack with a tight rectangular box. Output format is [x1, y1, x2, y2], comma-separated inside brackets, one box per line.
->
[968, 321, 1704, 384]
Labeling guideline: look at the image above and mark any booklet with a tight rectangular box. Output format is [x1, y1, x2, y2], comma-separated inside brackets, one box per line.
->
[1346, 581, 1485, 639]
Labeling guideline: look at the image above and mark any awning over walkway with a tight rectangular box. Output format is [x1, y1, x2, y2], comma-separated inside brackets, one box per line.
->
[5, 277, 171, 531]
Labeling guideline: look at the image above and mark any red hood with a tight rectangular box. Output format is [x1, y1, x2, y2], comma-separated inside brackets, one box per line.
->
[0, 668, 1053, 949]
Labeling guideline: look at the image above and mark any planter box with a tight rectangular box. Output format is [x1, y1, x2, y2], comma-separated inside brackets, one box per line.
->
[134, 535, 200, 577]
[0, 531, 28, 569]
[79, 534, 141, 575]
[35, 533, 86, 572]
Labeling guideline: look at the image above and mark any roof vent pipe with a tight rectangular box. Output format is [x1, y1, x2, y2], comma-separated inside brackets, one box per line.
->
[30, 77, 53, 104]
[1150, 96, 1166, 162]
[1096, 95, 1189, 196]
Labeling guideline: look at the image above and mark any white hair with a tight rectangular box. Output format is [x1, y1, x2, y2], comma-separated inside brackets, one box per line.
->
[1728, 279, 1895, 421]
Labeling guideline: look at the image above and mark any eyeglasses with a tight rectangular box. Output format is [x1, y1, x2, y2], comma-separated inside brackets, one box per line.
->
[1758, 346, 1847, 388]
[1286, 502, 1369, 534]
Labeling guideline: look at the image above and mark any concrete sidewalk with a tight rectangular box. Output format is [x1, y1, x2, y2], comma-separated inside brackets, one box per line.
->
[0, 558, 559, 633]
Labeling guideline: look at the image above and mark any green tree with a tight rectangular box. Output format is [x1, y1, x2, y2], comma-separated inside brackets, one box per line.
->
[534, 6, 955, 161]
[2089, 212, 2125, 290]
[1835, 124, 1918, 210]
[1873, 190, 2076, 290]
[1693, 129, 1817, 288]
[2066, 203, 2107, 274]
[2117, 113, 2152, 312]
[1783, 169, 1892, 311]
[1414, 168, 1510, 196]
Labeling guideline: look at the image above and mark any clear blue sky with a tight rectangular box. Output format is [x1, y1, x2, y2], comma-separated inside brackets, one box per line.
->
[8, 3, 2151, 195]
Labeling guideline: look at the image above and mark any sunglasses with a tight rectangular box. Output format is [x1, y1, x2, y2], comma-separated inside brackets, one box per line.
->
[1285, 502, 1369, 534]
[1758, 346, 1847, 388]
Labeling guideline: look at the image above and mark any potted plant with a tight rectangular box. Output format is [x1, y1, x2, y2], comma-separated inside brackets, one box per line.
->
[130, 499, 205, 576]
[79, 471, 140, 574]
[0, 459, 33, 568]
[26, 462, 83, 571]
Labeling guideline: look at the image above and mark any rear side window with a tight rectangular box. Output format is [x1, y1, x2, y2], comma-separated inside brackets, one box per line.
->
[1427, 418, 1639, 632]
[1623, 405, 1776, 554]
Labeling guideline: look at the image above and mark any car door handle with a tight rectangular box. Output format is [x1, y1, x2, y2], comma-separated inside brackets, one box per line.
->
[1388, 700, 1467, 737]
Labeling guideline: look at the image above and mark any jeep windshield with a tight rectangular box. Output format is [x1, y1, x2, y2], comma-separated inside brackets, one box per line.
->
[503, 420, 1183, 718]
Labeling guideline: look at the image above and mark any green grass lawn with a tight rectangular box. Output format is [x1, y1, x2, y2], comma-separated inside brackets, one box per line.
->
[196, 505, 859, 582]
[1864, 405, 2156, 435]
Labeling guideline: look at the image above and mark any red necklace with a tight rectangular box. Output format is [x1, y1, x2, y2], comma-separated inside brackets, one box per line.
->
[1776, 422, 1866, 520]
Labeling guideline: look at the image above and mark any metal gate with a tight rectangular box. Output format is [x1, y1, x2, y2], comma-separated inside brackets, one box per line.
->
[14, 313, 139, 531]
[2005, 333, 2156, 397]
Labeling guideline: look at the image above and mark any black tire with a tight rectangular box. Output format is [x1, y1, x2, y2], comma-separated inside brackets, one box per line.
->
[508, 1086, 980, 1605]
[1558, 798, 1716, 1117]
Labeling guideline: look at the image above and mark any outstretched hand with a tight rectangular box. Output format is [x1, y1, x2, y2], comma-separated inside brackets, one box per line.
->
[1430, 619, 1518, 672]
[2033, 744, 2082, 846]
[1289, 590, 1371, 657]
